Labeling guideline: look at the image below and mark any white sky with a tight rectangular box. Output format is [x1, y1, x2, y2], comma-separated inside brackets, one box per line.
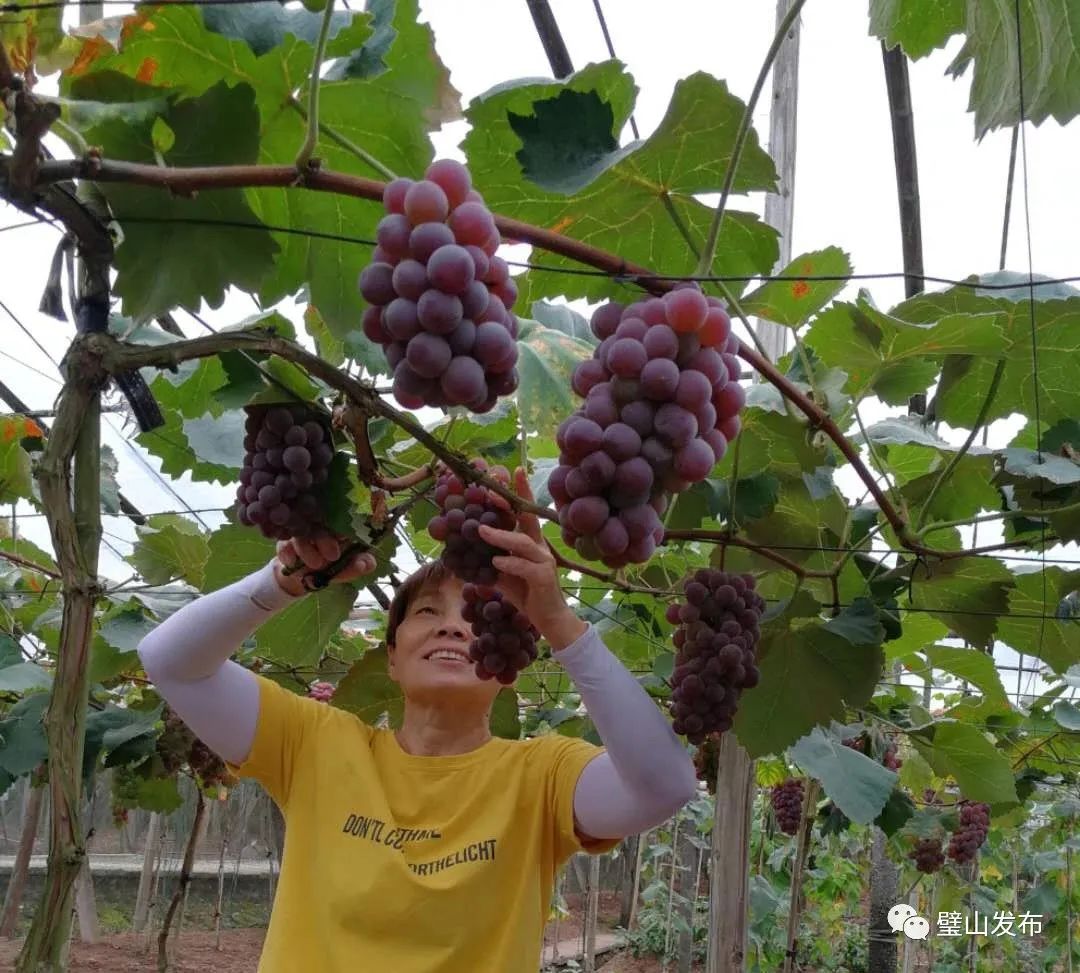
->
[2, 0, 1078, 701]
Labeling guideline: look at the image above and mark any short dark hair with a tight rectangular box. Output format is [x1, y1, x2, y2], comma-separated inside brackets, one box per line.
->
[386, 560, 453, 648]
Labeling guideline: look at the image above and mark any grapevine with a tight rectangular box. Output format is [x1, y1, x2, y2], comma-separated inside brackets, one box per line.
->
[550, 287, 744, 567]
[667, 568, 764, 744]
[947, 801, 990, 864]
[771, 778, 805, 835]
[461, 583, 539, 683]
[236, 404, 335, 540]
[428, 460, 518, 585]
[359, 159, 520, 413]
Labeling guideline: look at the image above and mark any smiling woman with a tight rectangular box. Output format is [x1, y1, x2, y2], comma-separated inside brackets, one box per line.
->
[136, 468, 697, 973]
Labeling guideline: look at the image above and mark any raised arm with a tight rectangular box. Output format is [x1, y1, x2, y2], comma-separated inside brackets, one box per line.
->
[136, 537, 375, 766]
[478, 470, 697, 842]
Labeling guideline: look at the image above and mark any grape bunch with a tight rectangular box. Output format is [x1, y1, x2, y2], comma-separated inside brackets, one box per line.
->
[236, 405, 334, 540]
[308, 681, 336, 703]
[947, 802, 990, 864]
[771, 778, 805, 835]
[549, 286, 745, 567]
[359, 159, 519, 413]
[188, 738, 231, 789]
[910, 837, 946, 874]
[461, 583, 539, 683]
[667, 569, 765, 744]
[882, 738, 903, 771]
[428, 461, 517, 585]
[693, 736, 720, 795]
[156, 706, 195, 775]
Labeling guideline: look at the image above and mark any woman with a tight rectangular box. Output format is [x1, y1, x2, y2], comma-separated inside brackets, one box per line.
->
[137, 469, 697, 972]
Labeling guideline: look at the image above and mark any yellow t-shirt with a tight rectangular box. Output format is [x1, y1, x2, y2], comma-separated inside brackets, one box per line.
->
[226, 674, 620, 973]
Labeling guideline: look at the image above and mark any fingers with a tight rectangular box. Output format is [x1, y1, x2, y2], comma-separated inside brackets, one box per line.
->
[292, 536, 330, 570]
[491, 554, 546, 582]
[315, 533, 342, 563]
[512, 468, 544, 542]
[334, 550, 378, 582]
[514, 467, 535, 502]
[479, 524, 547, 561]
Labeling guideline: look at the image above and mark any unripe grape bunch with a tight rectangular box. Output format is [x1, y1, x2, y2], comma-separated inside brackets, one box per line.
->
[549, 285, 744, 567]
[909, 837, 946, 874]
[947, 801, 990, 864]
[667, 568, 764, 744]
[771, 778, 805, 835]
[428, 460, 517, 586]
[359, 159, 520, 413]
[236, 405, 334, 540]
[461, 584, 539, 683]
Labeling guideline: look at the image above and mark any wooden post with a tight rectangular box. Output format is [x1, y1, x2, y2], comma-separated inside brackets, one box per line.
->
[133, 812, 162, 933]
[583, 854, 601, 973]
[158, 790, 206, 973]
[0, 781, 44, 937]
[757, 0, 802, 363]
[782, 780, 819, 973]
[663, 813, 681, 968]
[868, 829, 898, 973]
[706, 734, 755, 973]
[677, 823, 700, 973]
[627, 829, 648, 931]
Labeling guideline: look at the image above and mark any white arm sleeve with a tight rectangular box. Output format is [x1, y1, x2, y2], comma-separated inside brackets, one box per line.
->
[136, 561, 300, 767]
[558, 625, 698, 839]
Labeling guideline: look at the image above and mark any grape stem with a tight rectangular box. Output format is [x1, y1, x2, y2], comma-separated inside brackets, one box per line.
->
[332, 401, 434, 491]
[295, 0, 337, 172]
[288, 95, 397, 182]
[662, 529, 830, 580]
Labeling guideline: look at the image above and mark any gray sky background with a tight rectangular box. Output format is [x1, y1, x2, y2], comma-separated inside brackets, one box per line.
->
[2, 1, 1078, 701]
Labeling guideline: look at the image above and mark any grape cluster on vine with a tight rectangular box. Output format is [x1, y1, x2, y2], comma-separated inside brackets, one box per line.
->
[428, 460, 517, 585]
[359, 160, 519, 413]
[771, 778, 805, 835]
[461, 584, 539, 683]
[909, 837, 946, 874]
[947, 802, 990, 864]
[667, 568, 764, 744]
[236, 404, 334, 540]
[308, 681, 336, 703]
[550, 286, 744, 567]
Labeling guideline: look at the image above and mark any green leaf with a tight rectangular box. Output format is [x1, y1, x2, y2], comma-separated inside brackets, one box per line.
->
[72, 77, 278, 320]
[0, 693, 49, 778]
[875, 788, 916, 836]
[181, 412, 245, 471]
[302, 304, 346, 368]
[1000, 447, 1080, 487]
[0, 436, 33, 504]
[868, 0, 965, 58]
[1052, 701, 1080, 731]
[909, 557, 1014, 646]
[334, 647, 403, 727]
[89, 639, 139, 685]
[136, 405, 237, 486]
[823, 598, 885, 645]
[0, 663, 52, 692]
[738, 248, 852, 327]
[0, 636, 20, 668]
[947, 1, 1080, 135]
[133, 775, 184, 813]
[202, 1, 372, 58]
[99, 605, 158, 653]
[127, 514, 209, 587]
[910, 721, 1018, 804]
[710, 474, 782, 528]
[530, 301, 596, 345]
[489, 688, 521, 740]
[515, 319, 596, 439]
[734, 622, 884, 758]
[150, 116, 175, 155]
[203, 525, 356, 665]
[789, 726, 897, 824]
[923, 644, 1009, 706]
[465, 65, 778, 307]
[998, 568, 1080, 675]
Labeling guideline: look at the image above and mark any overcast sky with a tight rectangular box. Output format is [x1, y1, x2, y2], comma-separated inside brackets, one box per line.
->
[2, 0, 1077, 701]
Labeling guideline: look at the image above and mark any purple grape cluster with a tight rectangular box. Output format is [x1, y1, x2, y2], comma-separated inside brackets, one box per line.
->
[236, 405, 333, 540]
[910, 837, 946, 874]
[428, 461, 517, 585]
[947, 802, 990, 864]
[668, 568, 765, 744]
[359, 160, 519, 413]
[549, 286, 745, 568]
[771, 778, 805, 835]
[461, 584, 539, 683]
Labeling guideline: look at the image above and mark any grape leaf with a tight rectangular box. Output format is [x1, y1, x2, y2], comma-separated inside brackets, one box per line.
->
[530, 301, 596, 346]
[133, 775, 184, 813]
[738, 248, 852, 328]
[334, 647, 403, 728]
[89, 638, 139, 685]
[789, 726, 896, 825]
[0, 436, 33, 504]
[99, 605, 158, 653]
[909, 721, 1018, 804]
[868, 0, 965, 59]
[908, 557, 1014, 645]
[0, 663, 52, 693]
[127, 514, 209, 587]
[1052, 701, 1080, 731]
[182, 413, 245, 471]
[734, 623, 883, 758]
[923, 644, 1009, 706]
[947, 0, 1080, 135]
[0, 693, 50, 778]
[136, 405, 236, 486]
[464, 64, 778, 307]
[489, 688, 521, 740]
[515, 318, 596, 439]
[998, 568, 1080, 675]
[202, 1, 372, 58]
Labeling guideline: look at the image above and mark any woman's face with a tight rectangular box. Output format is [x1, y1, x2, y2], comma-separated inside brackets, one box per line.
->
[387, 575, 502, 706]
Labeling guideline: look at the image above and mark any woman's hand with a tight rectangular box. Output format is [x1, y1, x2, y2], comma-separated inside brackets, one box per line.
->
[272, 532, 378, 597]
[478, 468, 587, 652]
